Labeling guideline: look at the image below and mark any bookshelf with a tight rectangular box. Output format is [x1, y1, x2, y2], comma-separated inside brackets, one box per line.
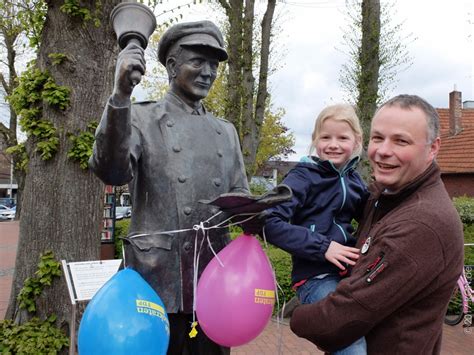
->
[101, 185, 115, 243]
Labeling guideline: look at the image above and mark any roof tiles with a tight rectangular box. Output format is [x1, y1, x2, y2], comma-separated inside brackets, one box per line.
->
[437, 108, 474, 173]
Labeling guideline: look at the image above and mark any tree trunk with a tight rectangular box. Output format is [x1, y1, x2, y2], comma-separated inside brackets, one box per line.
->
[243, 0, 275, 177]
[217, 1, 277, 177]
[357, 0, 380, 146]
[6, 0, 119, 335]
[240, 0, 255, 176]
[220, 0, 243, 132]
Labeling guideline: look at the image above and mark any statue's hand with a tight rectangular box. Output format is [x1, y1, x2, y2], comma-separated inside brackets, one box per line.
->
[111, 42, 146, 107]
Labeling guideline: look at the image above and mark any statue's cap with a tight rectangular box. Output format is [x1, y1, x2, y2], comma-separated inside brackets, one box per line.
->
[158, 20, 228, 65]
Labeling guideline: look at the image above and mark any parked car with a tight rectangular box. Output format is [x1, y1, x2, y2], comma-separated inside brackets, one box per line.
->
[0, 204, 10, 211]
[0, 198, 15, 208]
[0, 206, 16, 221]
[115, 206, 132, 220]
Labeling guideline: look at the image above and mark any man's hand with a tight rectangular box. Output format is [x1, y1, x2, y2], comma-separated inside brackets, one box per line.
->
[324, 241, 360, 270]
[111, 42, 146, 107]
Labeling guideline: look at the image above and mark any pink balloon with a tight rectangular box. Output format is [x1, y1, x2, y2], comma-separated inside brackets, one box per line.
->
[196, 233, 276, 347]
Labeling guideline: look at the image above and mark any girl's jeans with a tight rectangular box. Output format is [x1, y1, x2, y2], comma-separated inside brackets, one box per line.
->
[296, 274, 367, 355]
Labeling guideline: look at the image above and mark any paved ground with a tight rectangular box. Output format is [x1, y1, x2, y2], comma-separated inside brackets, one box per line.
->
[1, 220, 472, 354]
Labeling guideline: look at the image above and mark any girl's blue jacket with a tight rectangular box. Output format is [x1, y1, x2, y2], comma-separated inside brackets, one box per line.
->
[264, 156, 368, 284]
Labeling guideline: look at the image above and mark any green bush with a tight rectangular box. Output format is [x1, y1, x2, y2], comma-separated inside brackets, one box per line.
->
[453, 196, 474, 265]
[463, 223, 474, 266]
[0, 316, 68, 354]
[250, 181, 270, 195]
[114, 219, 131, 259]
[0, 253, 68, 353]
[453, 196, 474, 224]
[264, 244, 295, 306]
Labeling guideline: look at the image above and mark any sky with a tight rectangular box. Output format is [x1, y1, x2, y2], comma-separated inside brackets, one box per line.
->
[2, 1, 473, 161]
[177, 0, 474, 160]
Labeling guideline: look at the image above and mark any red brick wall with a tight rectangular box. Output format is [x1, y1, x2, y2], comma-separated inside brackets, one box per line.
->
[0, 154, 11, 185]
[441, 173, 474, 198]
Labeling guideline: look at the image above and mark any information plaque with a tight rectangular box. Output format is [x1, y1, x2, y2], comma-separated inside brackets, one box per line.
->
[67, 260, 122, 301]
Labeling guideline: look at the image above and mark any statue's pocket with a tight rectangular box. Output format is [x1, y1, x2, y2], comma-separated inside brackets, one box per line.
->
[124, 232, 173, 251]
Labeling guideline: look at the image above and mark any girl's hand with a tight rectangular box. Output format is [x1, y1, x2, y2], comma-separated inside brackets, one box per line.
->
[324, 241, 360, 270]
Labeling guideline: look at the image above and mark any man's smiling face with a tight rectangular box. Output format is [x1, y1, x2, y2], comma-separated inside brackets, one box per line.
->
[368, 105, 440, 191]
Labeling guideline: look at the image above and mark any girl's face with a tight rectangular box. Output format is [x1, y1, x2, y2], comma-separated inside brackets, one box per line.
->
[315, 118, 360, 168]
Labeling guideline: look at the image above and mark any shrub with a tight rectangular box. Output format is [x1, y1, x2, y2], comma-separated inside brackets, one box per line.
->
[250, 181, 271, 195]
[463, 224, 474, 266]
[453, 196, 474, 224]
[114, 219, 130, 259]
[264, 244, 295, 307]
[453, 196, 474, 265]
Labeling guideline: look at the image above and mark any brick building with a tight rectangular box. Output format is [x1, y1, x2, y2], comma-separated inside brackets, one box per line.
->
[437, 90, 474, 197]
[0, 153, 16, 202]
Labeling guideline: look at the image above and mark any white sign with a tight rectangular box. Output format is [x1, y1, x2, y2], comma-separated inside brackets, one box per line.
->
[67, 260, 122, 301]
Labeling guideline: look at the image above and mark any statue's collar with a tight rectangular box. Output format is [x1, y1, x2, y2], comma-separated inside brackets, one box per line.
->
[165, 91, 206, 115]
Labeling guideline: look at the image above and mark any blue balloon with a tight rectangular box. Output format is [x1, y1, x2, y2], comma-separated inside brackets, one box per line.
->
[78, 268, 170, 354]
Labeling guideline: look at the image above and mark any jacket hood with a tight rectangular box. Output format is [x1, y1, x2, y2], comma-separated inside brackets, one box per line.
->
[297, 155, 361, 176]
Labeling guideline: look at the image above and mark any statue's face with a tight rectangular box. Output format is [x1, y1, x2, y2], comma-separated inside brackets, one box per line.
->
[170, 47, 219, 104]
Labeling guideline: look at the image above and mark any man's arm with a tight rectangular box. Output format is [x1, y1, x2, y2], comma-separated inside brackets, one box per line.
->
[89, 43, 145, 185]
[290, 220, 445, 352]
[89, 102, 140, 186]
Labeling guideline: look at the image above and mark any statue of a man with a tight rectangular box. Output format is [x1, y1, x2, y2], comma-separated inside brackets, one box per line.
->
[90, 21, 249, 354]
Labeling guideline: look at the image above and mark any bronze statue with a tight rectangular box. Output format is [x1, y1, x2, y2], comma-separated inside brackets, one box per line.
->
[90, 20, 249, 354]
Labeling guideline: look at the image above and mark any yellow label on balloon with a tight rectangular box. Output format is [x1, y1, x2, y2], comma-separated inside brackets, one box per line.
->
[136, 299, 165, 314]
[136, 299, 167, 322]
[254, 289, 275, 305]
[254, 289, 275, 298]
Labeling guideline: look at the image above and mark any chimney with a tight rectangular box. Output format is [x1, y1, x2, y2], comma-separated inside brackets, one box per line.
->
[449, 89, 462, 136]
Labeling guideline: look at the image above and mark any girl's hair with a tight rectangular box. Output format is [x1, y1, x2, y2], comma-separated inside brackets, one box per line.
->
[309, 103, 363, 157]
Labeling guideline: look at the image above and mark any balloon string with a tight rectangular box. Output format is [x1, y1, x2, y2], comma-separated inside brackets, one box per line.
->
[122, 242, 127, 267]
[192, 223, 224, 267]
[125, 211, 259, 239]
[262, 226, 285, 355]
[190, 218, 229, 336]
[274, 279, 287, 355]
[192, 222, 207, 327]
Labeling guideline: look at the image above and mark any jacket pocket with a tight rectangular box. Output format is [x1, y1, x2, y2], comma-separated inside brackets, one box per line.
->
[124, 232, 173, 251]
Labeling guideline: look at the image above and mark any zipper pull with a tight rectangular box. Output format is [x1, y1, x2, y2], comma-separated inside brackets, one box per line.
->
[366, 261, 388, 284]
[366, 253, 384, 272]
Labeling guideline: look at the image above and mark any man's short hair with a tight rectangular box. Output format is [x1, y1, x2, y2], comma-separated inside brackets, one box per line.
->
[377, 95, 440, 143]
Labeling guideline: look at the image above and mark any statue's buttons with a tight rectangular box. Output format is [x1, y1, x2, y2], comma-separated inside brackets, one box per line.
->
[216, 129, 222, 135]
[184, 207, 192, 215]
[183, 242, 192, 252]
[178, 176, 187, 183]
[166, 120, 174, 127]
[172, 145, 182, 153]
[213, 178, 222, 187]
[217, 150, 223, 157]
